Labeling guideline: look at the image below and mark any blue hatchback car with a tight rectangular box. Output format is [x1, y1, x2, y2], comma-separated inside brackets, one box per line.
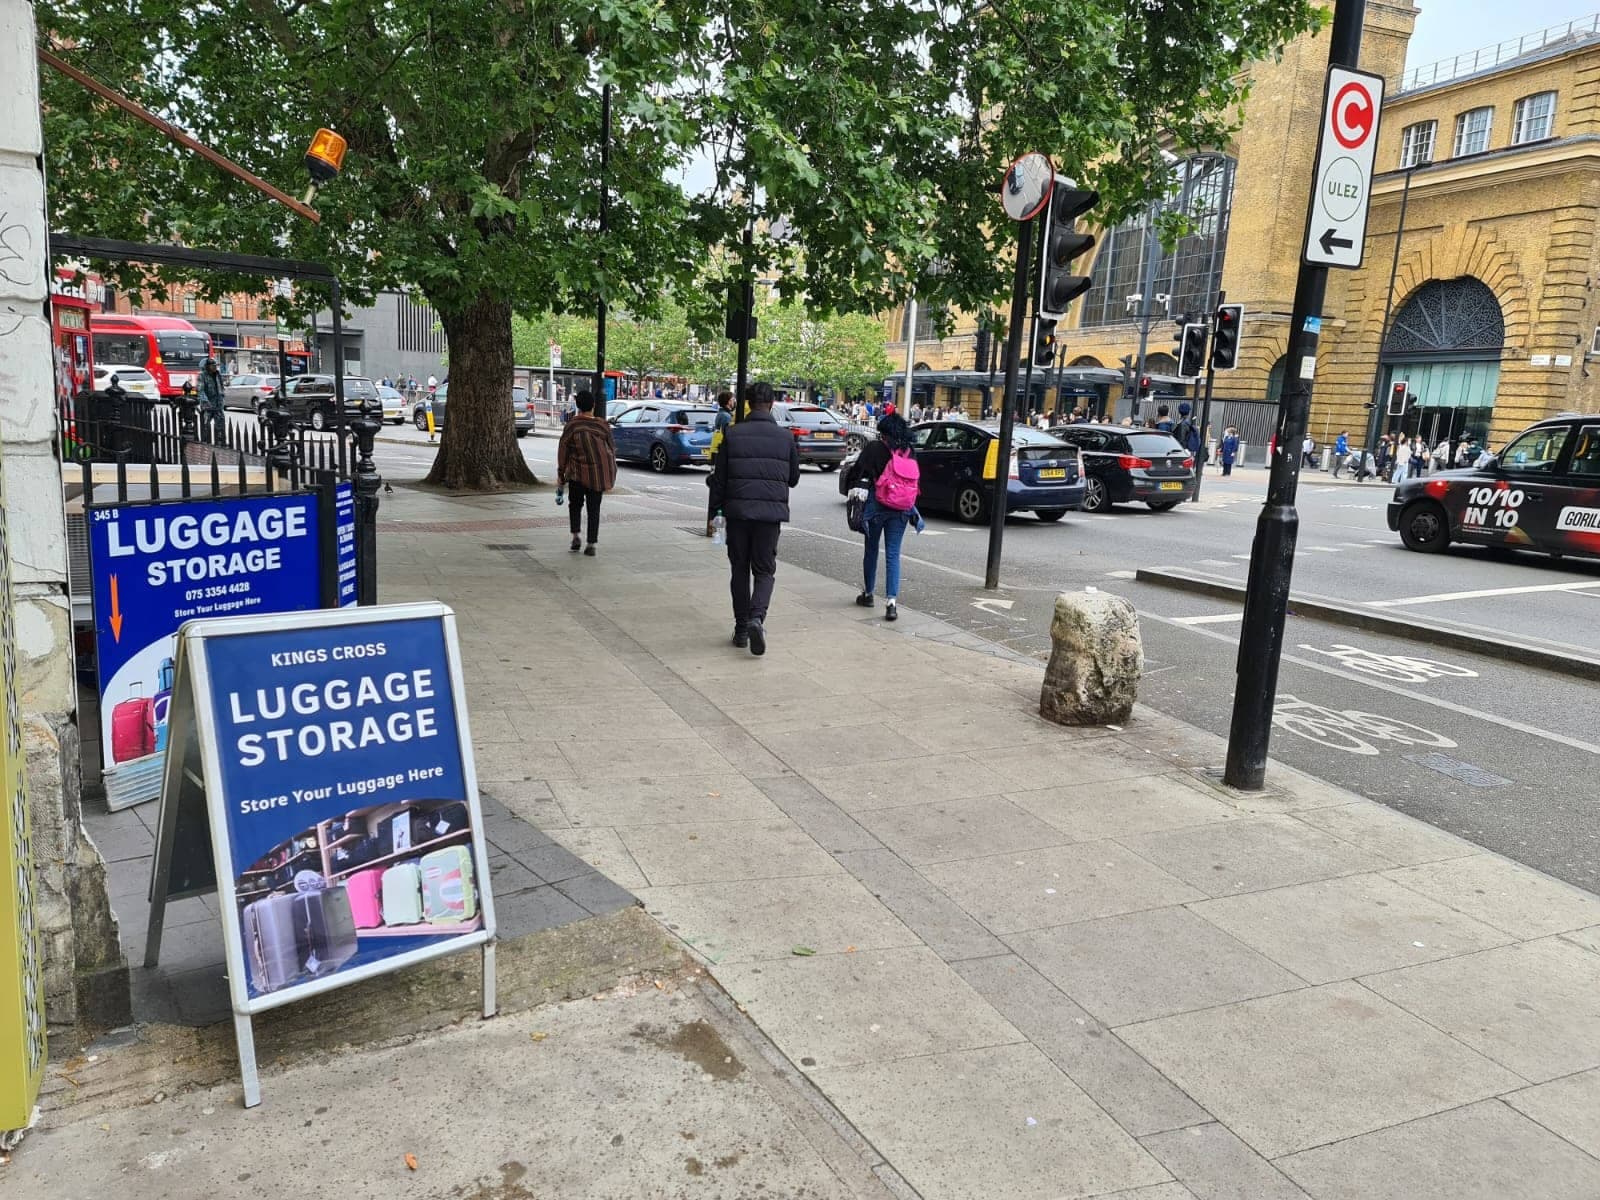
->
[610, 402, 717, 472]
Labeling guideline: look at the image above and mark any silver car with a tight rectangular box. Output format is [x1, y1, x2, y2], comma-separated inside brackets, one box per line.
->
[223, 373, 281, 411]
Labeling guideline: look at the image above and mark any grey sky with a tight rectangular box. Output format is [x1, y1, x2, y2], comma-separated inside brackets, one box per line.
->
[1405, 1, 1599, 71]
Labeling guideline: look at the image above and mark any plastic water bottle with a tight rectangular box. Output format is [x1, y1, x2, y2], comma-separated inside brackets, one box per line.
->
[555, 484, 565, 506]
[711, 511, 725, 546]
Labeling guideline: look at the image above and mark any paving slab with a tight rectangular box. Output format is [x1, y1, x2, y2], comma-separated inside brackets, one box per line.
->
[813, 1042, 1171, 1200]
[1276, 1099, 1600, 1200]
[1504, 1066, 1600, 1158]
[920, 840, 1204, 935]
[966, 739, 1171, 791]
[617, 818, 842, 886]
[1291, 801, 1481, 866]
[1005, 774, 1242, 842]
[1118, 981, 1520, 1158]
[854, 795, 1071, 865]
[558, 736, 736, 779]
[1139, 1122, 1308, 1200]
[1192, 872, 1513, 984]
[808, 752, 1007, 813]
[832, 848, 1007, 962]
[638, 874, 921, 964]
[1119, 814, 1389, 898]
[1360, 936, 1600, 1083]
[1382, 855, 1600, 939]
[1007, 906, 1303, 1026]
[717, 945, 1023, 1070]
[549, 775, 783, 827]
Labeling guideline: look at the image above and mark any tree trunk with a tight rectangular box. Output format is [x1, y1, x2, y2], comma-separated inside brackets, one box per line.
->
[425, 292, 537, 490]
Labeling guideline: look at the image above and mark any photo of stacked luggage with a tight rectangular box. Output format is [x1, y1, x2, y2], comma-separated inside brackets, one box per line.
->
[236, 799, 481, 996]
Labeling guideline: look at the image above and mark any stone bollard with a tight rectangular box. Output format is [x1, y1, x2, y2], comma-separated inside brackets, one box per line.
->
[1039, 591, 1143, 726]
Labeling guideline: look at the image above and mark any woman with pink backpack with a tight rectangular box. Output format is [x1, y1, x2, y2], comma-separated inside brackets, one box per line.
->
[848, 414, 925, 621]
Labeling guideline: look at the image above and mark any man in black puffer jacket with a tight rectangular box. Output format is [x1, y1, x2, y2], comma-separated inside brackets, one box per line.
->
[708, 382, 800, 656]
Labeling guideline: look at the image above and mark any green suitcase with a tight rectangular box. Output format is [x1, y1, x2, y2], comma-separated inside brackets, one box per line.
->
[420, 845, 477, 924]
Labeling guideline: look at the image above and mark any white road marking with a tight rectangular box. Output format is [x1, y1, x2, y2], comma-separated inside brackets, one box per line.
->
[1231, 554, 1253, 560]
[1196, 558, 1234, 568]
[1302, 546, 1342, 553]
[1171, 613, 1244, 625]
[1367, 580, 1600, 608]
[783, 525, 992, 585]
[1104, 570, 1137, 579]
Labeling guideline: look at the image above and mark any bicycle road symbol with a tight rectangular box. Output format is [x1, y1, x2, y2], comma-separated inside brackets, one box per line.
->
[1297, 644, 1478, 684]
[1272, 694, 1458, 756]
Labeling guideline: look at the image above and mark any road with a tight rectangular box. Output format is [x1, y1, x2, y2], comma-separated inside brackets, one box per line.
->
[366, 425, 1600, 895]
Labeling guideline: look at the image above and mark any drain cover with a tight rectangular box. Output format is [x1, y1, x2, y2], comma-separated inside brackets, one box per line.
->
[1403, 752, 1510, 788]
[485, 543, 531, 550]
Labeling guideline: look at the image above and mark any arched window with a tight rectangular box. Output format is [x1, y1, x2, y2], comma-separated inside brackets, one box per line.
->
[1267, 355, 1287, 403]
[1079, 155, 1235, 329]
[1068, 355, 1103, 367]
[1385, 277, 1504, 356]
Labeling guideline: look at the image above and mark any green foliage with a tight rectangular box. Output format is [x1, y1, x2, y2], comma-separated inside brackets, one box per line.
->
[752, 299, 894, 401]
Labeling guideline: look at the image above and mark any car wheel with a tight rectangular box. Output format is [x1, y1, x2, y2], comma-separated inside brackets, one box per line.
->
[1147, 500, 1180, 512]
[414, 409, 429, 431]
[955, 484, 987, 525]
[252, 397, 263, 415]
[516, 429, 528, 439]
[310, 406, 328, 432]
[1398, 500, 1450, 553]
[649, 443, 671, 473]
[818, 462, 838, 472]
[1080, 476, 1109, 512]
[1035, 508, 1068, 522]
[846, 433, 865, 454]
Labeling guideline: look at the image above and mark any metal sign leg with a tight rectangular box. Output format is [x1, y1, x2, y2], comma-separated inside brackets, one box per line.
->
[233, 1011, 262, 1108]
[481, 942, 497, 1020]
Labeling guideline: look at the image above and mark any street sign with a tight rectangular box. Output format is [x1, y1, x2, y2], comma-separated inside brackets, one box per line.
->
[145, 601, 496, 1107]
[999, 153, 1053, 222]
[1302, 66, 1384, 269]
[550, 343, 562, 368]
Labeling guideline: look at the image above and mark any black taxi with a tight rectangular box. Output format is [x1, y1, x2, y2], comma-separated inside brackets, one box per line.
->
[1388, 414, 1600, 558]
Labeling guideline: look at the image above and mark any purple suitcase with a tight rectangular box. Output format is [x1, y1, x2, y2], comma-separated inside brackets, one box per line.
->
[292, 887, 358, 977]
[244, 893, 300, 993]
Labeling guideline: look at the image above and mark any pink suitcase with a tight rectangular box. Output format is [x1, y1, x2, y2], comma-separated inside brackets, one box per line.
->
[346, 868, 384, 929]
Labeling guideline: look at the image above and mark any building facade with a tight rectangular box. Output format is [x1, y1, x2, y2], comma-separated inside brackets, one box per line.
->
[888, 5, 1600, 455]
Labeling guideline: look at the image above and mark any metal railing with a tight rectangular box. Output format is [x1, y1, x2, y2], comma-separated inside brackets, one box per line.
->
[1398, 14, 1600, 93]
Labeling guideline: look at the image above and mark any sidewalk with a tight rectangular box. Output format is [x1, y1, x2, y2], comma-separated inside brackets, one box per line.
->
[27, 481, 1600, 1198]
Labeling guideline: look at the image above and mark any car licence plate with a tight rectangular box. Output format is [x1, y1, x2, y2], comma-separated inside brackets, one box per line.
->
[812, 431, 834, 439]
[1159, 481, 1184, 491]
[1038, 468, 1066, 479]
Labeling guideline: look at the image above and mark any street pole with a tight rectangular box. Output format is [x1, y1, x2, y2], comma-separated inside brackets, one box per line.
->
[1366, 162, 1420, 456]
[1225, 0, 1366, 790]
[1192, 289, 1224, 502]
[903, 296, 917, 413]
[734, 219, 754, 421]
[593, 83, 611, 408]
[984, 219, 1037, 590]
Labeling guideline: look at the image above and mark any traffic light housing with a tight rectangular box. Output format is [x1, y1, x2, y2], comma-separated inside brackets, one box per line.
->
[724, 281, 757, 341]
[1038, 182, 1099, 318]
[1388, 381, 1409, 416]
[1034, 318, 1058, 368]
[1177, 323, 1207, 378]
[974, 325, 992, 371]
[1210, 303, 1243, 370]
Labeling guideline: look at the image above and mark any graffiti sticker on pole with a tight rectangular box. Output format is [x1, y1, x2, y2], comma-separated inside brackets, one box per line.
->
[1302, 67, 1384, 269]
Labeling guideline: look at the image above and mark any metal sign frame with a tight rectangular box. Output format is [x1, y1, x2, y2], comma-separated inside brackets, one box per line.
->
[145, 601, 496, 1108]
[1301, 66, 1385, 269]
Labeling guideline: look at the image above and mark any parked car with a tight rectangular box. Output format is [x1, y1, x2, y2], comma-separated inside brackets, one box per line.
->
[412, 383, 536, 437]
[222, 372, 280, 412]
[1389, 414, 1600, 559]
[93, 364, 160, 401]
[840, 421, 1084, 523]
[771, 402, 849, 470]
[376, 384, 406, 424]
[610, 403, 717, 471]
[281, 374, 380, 430]
[1050, 423, 1196, 512]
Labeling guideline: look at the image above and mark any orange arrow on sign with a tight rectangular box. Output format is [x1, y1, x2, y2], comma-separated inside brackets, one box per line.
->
[109, 574, 124, 643]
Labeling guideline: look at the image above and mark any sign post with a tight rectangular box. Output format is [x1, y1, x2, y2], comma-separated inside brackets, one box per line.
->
[146, 601, 496, 1107]
[1226, 0, 1376, 790]
[549, 342, 561, 413]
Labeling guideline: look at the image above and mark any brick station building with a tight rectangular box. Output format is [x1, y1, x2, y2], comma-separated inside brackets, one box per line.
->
[886, 5, 1600, 458]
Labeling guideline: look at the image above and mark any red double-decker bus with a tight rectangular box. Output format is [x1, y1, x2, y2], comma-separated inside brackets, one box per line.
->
[90, 314, 213, 398]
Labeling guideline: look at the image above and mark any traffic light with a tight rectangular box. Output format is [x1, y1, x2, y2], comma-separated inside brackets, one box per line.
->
[724, 281, 757, 341]
[974, 325, 992, 372]
[1034, 319, 1058, 368]
[1210, 303, 1243, 370]
[1037, 181, 1099, 318]
[1177, 323, 1207, 378]
[1388, 381, 1410, 416]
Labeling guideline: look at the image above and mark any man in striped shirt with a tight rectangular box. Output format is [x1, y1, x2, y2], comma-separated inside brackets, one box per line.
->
[556, 389, 617, 556]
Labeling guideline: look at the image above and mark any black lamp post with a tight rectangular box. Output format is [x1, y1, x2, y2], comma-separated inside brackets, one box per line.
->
[1365, 159, 1429, 453]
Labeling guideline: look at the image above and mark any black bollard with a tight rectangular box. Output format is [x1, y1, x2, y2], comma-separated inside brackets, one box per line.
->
[352, 395, 384, 605]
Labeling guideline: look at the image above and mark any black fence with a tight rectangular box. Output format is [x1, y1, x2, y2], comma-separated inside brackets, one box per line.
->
[61, 381, 383, 606]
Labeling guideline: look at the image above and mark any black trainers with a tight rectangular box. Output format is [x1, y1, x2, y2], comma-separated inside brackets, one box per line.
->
[747, 618, 766, 657]
[885, 599, 899, 622]
[583, 544, 596, 557]
[732, 625, 749, 648]
[569, 536, 581, 552]
[855, 591, 874, 607]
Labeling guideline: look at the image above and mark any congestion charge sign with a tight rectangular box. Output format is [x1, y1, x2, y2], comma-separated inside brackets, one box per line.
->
[1303, 66, 1385, 270]
[88, 493, 324, 807]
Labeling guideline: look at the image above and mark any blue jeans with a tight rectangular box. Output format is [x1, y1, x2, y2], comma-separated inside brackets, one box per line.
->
[862, 497, 909, 599]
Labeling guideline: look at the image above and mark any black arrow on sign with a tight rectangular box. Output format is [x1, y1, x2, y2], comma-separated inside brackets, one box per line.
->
[1319, 228, 1354, 255]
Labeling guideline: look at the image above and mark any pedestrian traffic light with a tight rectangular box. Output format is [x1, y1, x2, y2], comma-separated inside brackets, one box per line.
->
[1034, 318, 1058, 368]
[974, 325, 992, 372]
[1037, 181, 1099, 319]
[1177, 323, 1208, 378]
[1210, 303, 1243, 370]
[1388, 381, 1409, 416]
